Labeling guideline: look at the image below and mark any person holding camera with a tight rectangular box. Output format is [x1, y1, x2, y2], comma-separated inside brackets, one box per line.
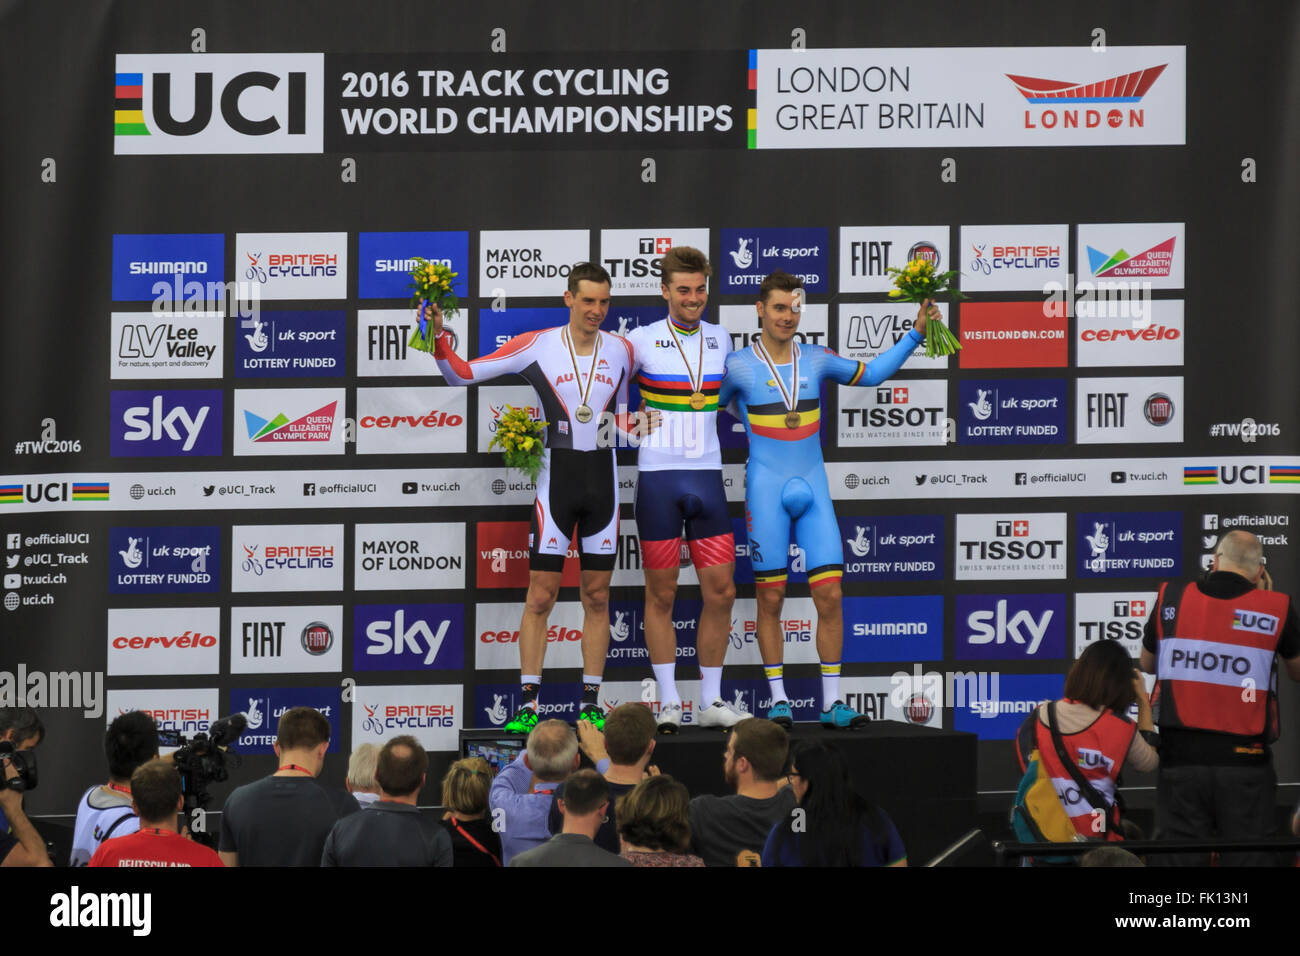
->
[0, 707, 50, 867]
[70, 710, 160, 866]
[88, 759, 223, 867]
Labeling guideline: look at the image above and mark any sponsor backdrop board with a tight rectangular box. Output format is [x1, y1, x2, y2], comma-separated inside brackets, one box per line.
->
[2, 3, 1298, 818]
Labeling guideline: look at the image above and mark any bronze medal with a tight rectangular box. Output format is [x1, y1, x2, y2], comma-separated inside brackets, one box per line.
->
[689, 391, 707, 410]
[754, 335, 802, 435]
[575, 404, 593, 424]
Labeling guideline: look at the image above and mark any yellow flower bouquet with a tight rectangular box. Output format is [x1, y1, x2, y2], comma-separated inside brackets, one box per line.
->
[885, 257, 964, 358]
[488, 405, 548, 482]
[408, 257, 460, 354]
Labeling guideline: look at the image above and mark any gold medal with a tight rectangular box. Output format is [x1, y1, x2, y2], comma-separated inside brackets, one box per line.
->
[784, 410, 801, 429]
[575, 404, 593, 424]
[667, 319, 707, 412]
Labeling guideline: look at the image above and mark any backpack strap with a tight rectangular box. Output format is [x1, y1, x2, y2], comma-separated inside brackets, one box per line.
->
[101, 809, 137, 842]
[1047, 701, 1121, 837]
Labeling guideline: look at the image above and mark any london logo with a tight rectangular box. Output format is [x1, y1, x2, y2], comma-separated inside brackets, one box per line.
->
[1005, 65, 1168, 104]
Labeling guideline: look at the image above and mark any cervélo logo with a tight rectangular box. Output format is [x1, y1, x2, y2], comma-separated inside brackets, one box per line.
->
[355, 387, 467, 455]
[114, 53, 324, 154]
[106, 607, 220, 677]
[476, 601, 585, 670]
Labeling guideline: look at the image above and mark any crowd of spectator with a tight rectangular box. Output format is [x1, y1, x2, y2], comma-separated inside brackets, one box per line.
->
[0, 703, 906, 868]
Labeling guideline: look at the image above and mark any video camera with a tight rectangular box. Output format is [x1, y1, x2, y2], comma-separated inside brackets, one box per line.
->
[158, 713, 246, 846]
[0, 741, 37, 792]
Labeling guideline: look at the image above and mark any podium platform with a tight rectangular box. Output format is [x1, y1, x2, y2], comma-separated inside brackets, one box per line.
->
[461, 720, 977, 864]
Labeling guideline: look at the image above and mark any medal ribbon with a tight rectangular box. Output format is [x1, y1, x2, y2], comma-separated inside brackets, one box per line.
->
[753, 336, 800, 416]
[666, 319, 705, 397]
[562, 328, 601, 414]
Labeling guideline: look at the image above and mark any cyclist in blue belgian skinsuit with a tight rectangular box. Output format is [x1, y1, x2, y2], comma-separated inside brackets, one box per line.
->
[719, 270, 939, 728]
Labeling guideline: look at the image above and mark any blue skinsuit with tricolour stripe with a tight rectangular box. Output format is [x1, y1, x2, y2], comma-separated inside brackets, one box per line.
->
[719, 330, 923, 585]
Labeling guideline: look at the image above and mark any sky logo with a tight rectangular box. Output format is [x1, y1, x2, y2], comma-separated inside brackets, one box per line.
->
[111, 390, 222, 456]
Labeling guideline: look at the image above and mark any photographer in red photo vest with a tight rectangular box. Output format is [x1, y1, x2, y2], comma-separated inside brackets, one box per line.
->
[1141, 530, 1300, 865]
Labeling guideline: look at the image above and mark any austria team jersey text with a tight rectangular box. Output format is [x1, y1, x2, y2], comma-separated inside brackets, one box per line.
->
[435, 326, 634, 451]
[625, 317, 730, 471]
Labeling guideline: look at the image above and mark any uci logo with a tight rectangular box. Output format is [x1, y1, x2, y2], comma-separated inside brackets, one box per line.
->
[115, 54, 324, 155]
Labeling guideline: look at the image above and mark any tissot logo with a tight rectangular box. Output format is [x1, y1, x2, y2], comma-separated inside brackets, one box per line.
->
[114, 53, 324, 154]
[1074, 592, 1155, 656]
[837, 378, 946, 447]
[599, 228, 710, 293]
[956, 513, 1066, 581]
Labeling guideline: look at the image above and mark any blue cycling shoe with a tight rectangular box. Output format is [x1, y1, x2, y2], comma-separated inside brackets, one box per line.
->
[766, 700, 794, 729]
[820, 700, 870, 730]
